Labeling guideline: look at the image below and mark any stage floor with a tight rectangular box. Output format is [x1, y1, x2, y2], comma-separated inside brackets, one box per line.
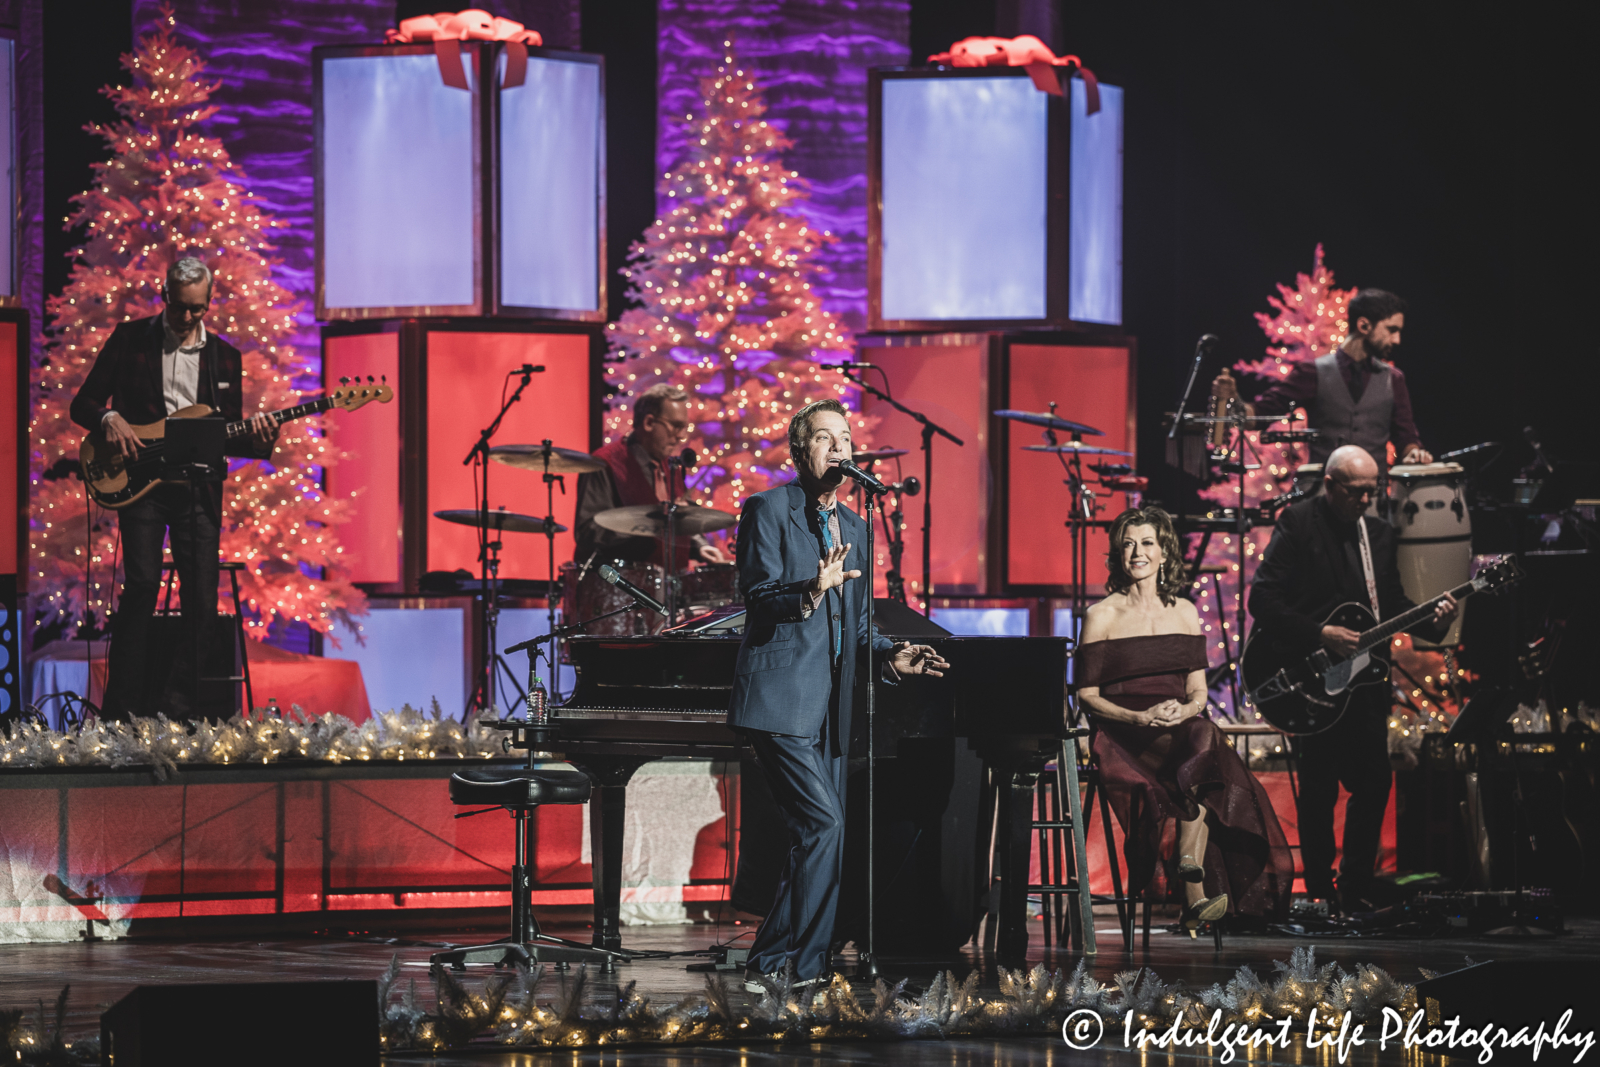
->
[4, 909, 1597, 1063]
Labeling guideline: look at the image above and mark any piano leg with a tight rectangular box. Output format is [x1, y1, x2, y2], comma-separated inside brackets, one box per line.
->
[569, 756, 652, 953]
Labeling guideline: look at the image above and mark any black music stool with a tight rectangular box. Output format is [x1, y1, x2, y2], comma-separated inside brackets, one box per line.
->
[429, 764, 624, 973]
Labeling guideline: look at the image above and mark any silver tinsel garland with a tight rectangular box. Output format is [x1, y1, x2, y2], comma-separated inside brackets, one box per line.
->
[0, 703, 505, 775]
[374, 946, 1420, 1052]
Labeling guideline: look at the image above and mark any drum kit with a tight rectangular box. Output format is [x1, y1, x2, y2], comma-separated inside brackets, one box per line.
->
[440, 438, 742, 702]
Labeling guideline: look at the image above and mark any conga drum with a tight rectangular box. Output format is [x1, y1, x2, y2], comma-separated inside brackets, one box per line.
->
[1387, 462, 1470, 646]
[1293, 463, 1324, 499]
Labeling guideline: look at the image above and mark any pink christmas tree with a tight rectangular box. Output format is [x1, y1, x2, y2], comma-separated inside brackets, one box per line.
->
[31, 8, 365, 644]
[605, 43, 867, 523]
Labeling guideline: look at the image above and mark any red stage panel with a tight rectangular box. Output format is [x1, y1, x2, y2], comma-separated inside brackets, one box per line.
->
[426, 332, 590, 577]
[858, 344, 990, 597]
[324, 332, 401, 584]
[1006, 344, 1133, 589]
[1, 319, 18, 573]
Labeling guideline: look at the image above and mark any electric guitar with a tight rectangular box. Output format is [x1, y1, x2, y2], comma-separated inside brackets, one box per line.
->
[79, 377, 393, 509]
[1241, 554, 1522, 734]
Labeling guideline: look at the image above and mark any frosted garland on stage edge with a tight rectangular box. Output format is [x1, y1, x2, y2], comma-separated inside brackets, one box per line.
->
[29, 7, 365, 643]
[0, 702, 500, 771]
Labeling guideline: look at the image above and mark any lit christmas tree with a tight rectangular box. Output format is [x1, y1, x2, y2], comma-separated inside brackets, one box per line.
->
[605, 43, 866, 520]
[31, 7, 365, 644]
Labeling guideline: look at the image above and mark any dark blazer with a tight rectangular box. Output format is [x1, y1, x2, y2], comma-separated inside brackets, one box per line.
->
[70, 315, 266, 460]
[728, 481, 894, 744]
[1249, 494, 1441, 656]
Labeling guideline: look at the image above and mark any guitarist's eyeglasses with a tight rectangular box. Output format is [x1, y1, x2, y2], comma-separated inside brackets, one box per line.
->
[1328, 477, 1377, 500]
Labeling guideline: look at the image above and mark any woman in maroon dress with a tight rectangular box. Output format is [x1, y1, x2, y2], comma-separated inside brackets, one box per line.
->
[1077, 507, 1294, 930]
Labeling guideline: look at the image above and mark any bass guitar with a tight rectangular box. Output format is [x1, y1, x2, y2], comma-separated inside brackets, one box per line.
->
[1241, 553, 1522, 734]
[79, 377, 393, 509]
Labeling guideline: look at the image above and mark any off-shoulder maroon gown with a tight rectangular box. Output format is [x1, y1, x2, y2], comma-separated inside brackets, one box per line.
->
[1078, 633, 1294, 918]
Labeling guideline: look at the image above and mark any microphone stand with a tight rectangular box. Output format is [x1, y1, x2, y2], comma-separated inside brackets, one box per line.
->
[840, 368, 963, 615]
[858, 474, 887, 979]
[462, 366, 539, 716]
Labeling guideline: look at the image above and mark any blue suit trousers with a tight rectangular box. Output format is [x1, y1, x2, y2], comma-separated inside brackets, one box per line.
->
[742, 725, 848, 980]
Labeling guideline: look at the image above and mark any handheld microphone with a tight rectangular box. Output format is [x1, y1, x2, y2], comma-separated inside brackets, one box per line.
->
[598, 564, 667, 616]
[836, 458, 888, 494]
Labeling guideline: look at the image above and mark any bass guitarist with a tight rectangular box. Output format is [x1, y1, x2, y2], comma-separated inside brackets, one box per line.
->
[1248, 445, 1456, 912]
[70, 257, 278, 720]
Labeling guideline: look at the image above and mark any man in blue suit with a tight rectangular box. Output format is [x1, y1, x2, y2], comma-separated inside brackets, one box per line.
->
[731, 399, 948, 992]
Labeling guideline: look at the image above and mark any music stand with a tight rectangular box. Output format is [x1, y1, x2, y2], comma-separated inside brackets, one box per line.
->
[163, 417, 228, 482]
[162, 417, 228, 718]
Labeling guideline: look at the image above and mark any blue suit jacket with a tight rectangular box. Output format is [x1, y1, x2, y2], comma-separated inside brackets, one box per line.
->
[728, 481, 894, 745]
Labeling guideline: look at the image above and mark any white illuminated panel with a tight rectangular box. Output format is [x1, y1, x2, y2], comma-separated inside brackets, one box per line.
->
[1069, 80, 1123, 325]
[880, 76, 1048, 322]
[499, 55, 601, 312]
[930, 607, 1030, 636]
[320, 53, 476, 311]
[328, 605, 465, 713]
[0, 37, 14, 298]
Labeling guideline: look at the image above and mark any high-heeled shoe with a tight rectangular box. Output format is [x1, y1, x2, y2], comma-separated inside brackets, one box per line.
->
[1177, 855, 1205, 883]
[1180, 893, 1228, 938]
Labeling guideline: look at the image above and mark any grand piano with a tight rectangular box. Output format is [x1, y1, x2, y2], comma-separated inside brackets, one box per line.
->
[548, 609, 1071, 960]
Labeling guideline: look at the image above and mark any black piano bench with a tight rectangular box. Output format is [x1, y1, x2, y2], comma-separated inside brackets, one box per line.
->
[428, 766, 624, 974]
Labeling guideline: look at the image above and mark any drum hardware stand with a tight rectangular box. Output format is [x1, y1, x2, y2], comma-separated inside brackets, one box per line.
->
[1041, 403, 1098, 642]
[838, 366, 963, 614]
[1208, 403, 1265, 716]
[879, 478, 916, 605]
[462, 365, 543, 716]
[533, 440, 567, 698]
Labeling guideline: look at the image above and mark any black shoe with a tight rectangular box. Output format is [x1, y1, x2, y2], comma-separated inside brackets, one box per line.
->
[743, 968, 824, 995]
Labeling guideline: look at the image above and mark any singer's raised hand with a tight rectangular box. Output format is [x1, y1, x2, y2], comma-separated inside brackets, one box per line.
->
[814, 543, 860, 594]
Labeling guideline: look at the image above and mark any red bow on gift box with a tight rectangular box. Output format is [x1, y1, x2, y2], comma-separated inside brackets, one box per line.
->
[385, 8, 543, 89]
[927, 35, 1099, 112]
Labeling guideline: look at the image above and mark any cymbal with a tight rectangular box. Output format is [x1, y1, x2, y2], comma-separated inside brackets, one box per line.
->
[434, 508, 567, 535]
[592, 502, 739, 537]
[1024, 442, 1133, 457]
[852, 448, 909, 462]
[994, 409, 1105, 436]
[490, 443, 606, 474]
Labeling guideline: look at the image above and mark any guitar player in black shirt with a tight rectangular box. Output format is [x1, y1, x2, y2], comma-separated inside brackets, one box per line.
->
[70, 257, 278, 720]
[1248, 444, 1456, 911]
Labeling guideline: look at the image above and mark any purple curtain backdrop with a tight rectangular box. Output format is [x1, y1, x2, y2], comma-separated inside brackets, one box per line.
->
[656, 0, 910, 335]
[2, 0, 44, 360]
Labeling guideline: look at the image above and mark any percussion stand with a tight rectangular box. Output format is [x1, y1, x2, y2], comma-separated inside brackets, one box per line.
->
[1042, 403, 1097, 641]
[840, 367, 963, 614]
[534, 440, 566, 698]
[1209, 406, 1262, 714]
[462, 366, 540, 714]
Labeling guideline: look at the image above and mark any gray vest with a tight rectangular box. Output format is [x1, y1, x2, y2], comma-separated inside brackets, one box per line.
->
[1308, 353, 1393, 465]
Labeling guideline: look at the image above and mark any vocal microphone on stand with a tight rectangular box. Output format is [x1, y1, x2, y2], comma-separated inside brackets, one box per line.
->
[598, 564, 669, 616]
[827, 362, 877, 371]
[515, 364, 546, 376]
[835, 459, 889, 494]
[889, 475, 920, 496]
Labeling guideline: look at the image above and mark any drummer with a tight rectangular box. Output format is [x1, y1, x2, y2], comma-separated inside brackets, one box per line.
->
[573, 382, 730, 568]
[1215, 289, 1432, 467]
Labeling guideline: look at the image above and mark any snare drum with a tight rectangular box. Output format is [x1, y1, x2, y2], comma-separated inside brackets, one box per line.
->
[561, 559, 666, 641]
[678, 563, 741, 612]
[1387, 462, 1469, 646]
